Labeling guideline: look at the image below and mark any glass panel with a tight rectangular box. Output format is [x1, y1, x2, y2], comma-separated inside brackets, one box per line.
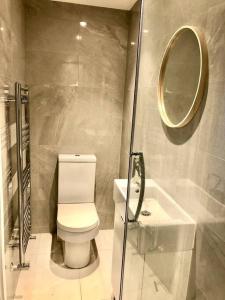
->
[111, 1, 143, 299]
[119, 0, 144, 299]
[121, 1, 197, 300]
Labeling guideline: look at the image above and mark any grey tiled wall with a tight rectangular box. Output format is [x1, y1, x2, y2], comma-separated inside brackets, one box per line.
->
[120, 0, 225, 299]
[0, 0, 25, 298]
[119, 1, 141, 179]
[25, 0, 129, 232]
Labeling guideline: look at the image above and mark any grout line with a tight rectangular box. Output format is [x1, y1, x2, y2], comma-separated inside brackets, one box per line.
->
[79, 277, 83, 300]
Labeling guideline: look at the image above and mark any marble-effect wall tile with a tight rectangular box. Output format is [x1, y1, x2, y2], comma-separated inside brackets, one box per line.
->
[25, 0, 129, 232]
[0, 0, 26, 299]
[120, 0, 225, 299]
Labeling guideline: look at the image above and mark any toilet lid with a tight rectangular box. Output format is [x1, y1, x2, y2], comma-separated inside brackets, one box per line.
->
[57, 203, 99, 233]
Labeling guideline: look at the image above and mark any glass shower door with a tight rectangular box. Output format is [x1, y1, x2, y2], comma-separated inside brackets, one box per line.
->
[120, 0, 195, 299]
[110, 1, 144, 299]
[119, 0, 146, 298]
[122, 101, 195, 298]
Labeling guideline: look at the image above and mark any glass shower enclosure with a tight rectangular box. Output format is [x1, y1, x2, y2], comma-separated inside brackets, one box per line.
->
[113, 1, 196, 300]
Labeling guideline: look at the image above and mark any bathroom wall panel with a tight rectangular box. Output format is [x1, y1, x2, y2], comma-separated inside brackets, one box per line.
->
[25, 0, 129, 232]
[120, 0, 225, 299]
[119, 1, 141, 179]
[26, 52, 79, 87]
[0, 0, 26, 298]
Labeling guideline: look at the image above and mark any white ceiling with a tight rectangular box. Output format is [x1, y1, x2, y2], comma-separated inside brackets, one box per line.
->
[52, 0, 137, 10]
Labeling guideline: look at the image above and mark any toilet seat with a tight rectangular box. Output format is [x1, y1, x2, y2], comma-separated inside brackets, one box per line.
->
[57, 203, 99, 233]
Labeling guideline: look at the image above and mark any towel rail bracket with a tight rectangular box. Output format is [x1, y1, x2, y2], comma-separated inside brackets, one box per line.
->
[10, 262, 30, 271]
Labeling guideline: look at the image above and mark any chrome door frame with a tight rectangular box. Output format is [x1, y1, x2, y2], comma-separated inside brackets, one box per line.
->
[119, 0, 145, 299]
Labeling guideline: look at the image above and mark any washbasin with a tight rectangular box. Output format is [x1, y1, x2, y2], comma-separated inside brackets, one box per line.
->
[113, 179, 196, 254]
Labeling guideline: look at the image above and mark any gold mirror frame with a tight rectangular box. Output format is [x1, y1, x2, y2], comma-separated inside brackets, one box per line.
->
[158, 26, 208, 128]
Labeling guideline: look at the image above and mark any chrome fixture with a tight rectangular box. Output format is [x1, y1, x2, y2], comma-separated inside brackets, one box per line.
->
[11, 83, 32, 271]
[130, 152, 145, 222]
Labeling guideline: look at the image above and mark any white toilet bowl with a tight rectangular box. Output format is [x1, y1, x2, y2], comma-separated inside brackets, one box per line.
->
[57, 203, 99, 269]
[57, 154, 99, 269]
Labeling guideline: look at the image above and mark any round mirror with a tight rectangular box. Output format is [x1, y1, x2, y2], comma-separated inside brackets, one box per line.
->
[158, 26, 208, 128]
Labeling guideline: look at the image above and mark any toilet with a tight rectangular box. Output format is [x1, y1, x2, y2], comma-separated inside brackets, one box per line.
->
[57, 154, 100, 269]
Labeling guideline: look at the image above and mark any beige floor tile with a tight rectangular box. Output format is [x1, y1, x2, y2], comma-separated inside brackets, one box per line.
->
[80, 247, 113, 300]
[80, 268, 111, 300]
[15, 231, 113, 300]
[38, 233, 52, 254]
[96, 230, 114, 251]
[31, 279, 81, 300]
[98, 250, 113, 291]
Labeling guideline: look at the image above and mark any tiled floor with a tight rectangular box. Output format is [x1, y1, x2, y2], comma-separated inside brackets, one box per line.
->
[14, 230, 114, 300]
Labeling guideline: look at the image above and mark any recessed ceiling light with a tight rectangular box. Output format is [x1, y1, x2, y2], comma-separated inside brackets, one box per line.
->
[76, 34, 82, 41]
[0, 27, 4, 32]
[80, 21, 87, 28]
[143, 29, 149, 33]
[131, 41, 135, 46]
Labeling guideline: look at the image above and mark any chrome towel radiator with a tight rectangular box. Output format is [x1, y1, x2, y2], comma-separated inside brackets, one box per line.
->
[14, 83, 32, 270]
[0, 84, 33, 271]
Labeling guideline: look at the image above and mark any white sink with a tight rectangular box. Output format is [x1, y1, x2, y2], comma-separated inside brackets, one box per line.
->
[113, 179, 196, 253]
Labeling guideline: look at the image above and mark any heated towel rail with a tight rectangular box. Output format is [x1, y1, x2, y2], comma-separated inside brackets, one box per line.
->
[1, 83, 33, 270]
[14, 83, 32, 270]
